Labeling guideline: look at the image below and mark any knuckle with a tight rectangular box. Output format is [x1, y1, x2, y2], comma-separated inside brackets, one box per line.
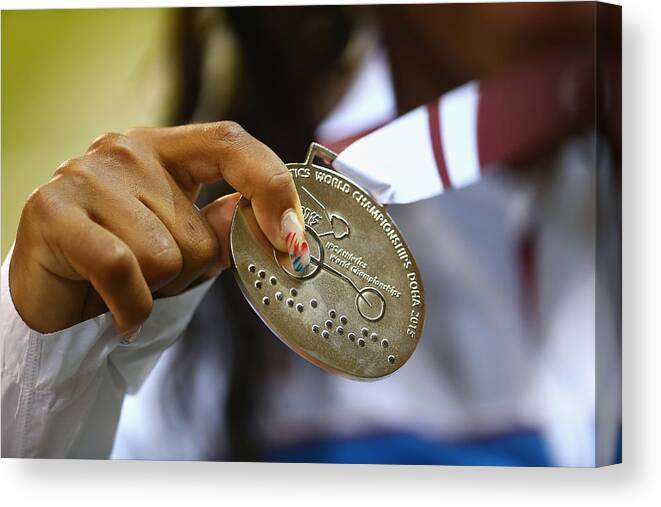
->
[53, 157, 84, 178]
[176, 224, 219, 276]
[87, 133, 141, 165]
[54, 158, 98, 189]
[108, 144, 140, 166]
[23, 186, 56, 218]
[206, 121, 249, 148]
[22, 186, 75, 249]
[194, 236, 219, 269]
[69, 168, 97, 189]
[88, 132, 124, 151]
[123, 126, 144, 139]
[262, 169, 295, 197]
[100, 243, 136, 282]
[142, 246, 183, 286]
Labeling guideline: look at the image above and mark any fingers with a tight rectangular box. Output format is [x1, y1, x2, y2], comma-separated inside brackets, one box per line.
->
[202, 192, 242, 276]
[140, 174, 220, 297]
[82, 193, 184, 293]
[128, 121, 255, 189]
[57, 210, 153, 334]
[78, 134, 219, 295]
[128, 122, 310, 272]
[14, 123, 281, 335]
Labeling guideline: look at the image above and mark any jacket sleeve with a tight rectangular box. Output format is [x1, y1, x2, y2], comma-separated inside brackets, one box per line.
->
[1, 246, 216, 458]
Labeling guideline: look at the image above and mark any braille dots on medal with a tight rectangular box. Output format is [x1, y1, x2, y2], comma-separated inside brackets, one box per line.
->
[248, 264, 284, 308]
[312, 309, 356, 343]
[348, 323, 395, 364]
[281, 287, 304, 312]
[251, 270, 392, 361]
[248, 263, 322, 318]
[307, 306, 396, 365]
[249, 263, 265, 291]
[256, 269, 307, 314]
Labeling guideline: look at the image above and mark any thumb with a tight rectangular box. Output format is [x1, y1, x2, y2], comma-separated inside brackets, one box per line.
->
[202, 192, 242, 277]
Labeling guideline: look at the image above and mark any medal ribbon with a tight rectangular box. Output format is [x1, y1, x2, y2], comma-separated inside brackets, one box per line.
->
[331, 49, 596, 205]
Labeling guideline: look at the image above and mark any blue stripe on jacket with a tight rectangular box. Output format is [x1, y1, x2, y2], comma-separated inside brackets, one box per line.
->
[264, 430, 552, 466]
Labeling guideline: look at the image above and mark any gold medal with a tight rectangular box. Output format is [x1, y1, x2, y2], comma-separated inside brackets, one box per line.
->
[230, 144, 425, 380]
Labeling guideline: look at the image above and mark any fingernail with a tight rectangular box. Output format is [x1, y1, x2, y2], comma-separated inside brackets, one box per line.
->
[119, 325, 142, 345]
[281, 209, 310, 273]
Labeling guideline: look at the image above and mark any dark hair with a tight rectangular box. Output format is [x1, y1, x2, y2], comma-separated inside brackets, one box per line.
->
[166, 5, 356, 461]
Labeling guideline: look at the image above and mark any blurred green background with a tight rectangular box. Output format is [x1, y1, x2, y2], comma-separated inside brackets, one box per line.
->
[1, 8, 180, 259]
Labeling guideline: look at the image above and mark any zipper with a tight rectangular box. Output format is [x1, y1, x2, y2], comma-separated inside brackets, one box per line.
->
[15, 330, 42, 457]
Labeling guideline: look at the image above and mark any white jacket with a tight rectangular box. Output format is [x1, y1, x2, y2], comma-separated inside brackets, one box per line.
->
[1, 252, 215, 458]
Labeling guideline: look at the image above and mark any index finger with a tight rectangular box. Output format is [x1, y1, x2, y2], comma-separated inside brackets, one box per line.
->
[127, 121, 310, 272]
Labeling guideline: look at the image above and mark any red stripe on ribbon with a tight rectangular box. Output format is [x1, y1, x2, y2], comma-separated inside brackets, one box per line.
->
[426, 101, 452, 190]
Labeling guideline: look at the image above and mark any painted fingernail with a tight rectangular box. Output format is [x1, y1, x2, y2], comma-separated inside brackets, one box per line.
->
[281, 209, 310, 273]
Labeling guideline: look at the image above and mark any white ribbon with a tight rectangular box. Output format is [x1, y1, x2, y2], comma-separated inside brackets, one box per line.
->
[333, 81, 481, 205]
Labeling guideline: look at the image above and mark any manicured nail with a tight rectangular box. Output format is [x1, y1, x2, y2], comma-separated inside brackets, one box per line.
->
[281, 209, 310, 273]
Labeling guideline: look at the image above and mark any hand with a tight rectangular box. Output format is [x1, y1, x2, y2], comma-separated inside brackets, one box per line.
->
[9, 121, 310, 334]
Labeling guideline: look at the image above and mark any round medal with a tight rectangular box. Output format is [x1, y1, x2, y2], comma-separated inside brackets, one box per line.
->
[230, 144, 425, 380]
